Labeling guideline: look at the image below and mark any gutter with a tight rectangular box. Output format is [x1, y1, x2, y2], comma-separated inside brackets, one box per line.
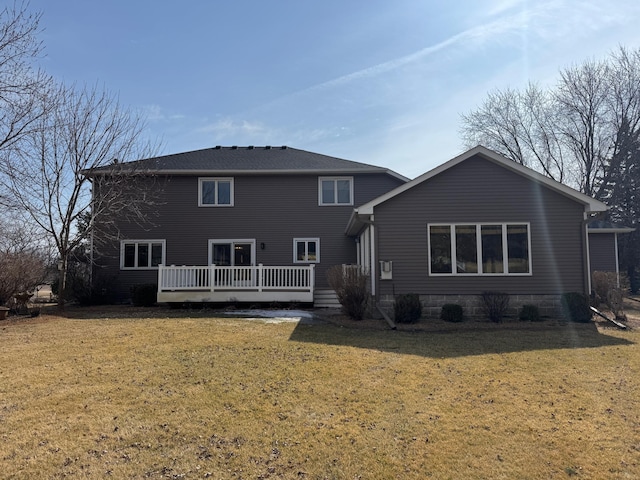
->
[582, 209, 609, 295]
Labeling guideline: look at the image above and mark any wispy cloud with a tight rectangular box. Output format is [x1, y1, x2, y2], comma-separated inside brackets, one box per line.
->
[141, 104, 185, 122]
[267, 0, 638, 103]
[197, 118, 280, 143]
[288, 10, 535, 96]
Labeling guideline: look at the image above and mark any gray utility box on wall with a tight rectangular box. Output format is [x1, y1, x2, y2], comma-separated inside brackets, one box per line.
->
[379, 261, 393, 280]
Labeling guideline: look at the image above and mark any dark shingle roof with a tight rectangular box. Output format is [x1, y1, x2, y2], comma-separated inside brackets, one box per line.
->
[87, 146, 406, 180]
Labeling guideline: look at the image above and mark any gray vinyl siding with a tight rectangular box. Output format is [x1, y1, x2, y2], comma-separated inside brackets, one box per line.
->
[374, 155, 588, 297]
[588, 233, 617, 273]
[95, 172, 404, 301]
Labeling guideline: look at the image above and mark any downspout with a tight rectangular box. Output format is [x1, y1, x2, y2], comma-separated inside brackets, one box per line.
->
[583, 211, 592, 296]
[370, 218, 396, 329]
[89, 177, 95, 291]
[582, 209, 610, 296]
[614, 232, 621, 288]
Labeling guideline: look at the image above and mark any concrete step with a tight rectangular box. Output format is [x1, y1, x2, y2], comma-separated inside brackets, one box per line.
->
[314, 289, 341, 308]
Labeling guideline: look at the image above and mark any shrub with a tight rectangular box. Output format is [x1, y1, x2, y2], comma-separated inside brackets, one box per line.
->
[592, 271, 617, 307]
[480, 291, 510, 322]
[131, 283, 158, 307]
[519, 304, 541, 322]
[393, 294, 422, 323]
[326, 265, 369, 320]
[561, 292, 592, 322]
[592, 271, 626, 321]
[0, 250, 48, 305]
[440, 304, 464, 322]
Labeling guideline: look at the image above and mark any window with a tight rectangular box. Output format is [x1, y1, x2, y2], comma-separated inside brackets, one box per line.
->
[428, 223, 530, 275]
[121, 240, 165, 269]
[199, 177, 233, 206]
[318, 177, 353, 205]
[294, 238, 320, 263]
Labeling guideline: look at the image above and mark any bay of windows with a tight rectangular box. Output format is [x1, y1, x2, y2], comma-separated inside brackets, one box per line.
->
[428, 223, 530, 275]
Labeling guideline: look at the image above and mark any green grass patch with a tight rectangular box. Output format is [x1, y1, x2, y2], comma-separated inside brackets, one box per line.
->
[0, 308, 638, 478]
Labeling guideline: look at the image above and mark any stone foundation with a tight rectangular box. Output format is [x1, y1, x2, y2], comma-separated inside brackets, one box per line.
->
[377, 294, 563, 321]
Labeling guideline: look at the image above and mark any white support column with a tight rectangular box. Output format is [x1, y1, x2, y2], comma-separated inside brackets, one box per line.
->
[370, 223, 376, 296]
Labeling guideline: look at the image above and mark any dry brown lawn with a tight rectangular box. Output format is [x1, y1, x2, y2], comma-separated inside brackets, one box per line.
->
[0, 301, 639, 479]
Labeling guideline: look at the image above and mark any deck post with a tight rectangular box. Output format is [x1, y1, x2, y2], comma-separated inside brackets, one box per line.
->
[210, 264, 216, 292]
[309, 264, 315, 294]
[158, 264, 164, 292]
[258, 264, 263, 292]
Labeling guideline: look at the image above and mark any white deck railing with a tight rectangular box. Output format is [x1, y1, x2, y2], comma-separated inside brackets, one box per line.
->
[158, 264, 315, 293]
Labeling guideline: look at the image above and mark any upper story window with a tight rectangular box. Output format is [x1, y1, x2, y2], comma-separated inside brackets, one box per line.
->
[121, 240, 166, 269]
[319, 177, 353, 206]
[428, 223, 531, 275]
[199, 177, 234, 206]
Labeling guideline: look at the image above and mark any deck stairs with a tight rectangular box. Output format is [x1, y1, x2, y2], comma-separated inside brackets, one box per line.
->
[313, 289, 341, 308]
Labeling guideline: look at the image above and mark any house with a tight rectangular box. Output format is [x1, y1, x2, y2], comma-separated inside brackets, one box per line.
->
[87, 144, 616, 317]
[345, 146, 609, 317]
[86, 146, 407, 305]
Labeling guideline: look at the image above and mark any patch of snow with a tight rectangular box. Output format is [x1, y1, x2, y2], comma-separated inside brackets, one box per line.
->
[217, 309, 320, 324]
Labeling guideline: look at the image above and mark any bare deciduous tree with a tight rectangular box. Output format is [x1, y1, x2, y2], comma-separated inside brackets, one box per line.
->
[461, 84, 567, 183]
[0, 215, 50, 305]
[1, 83, 159, 307]
[461, 46, 640, 199]
[0, 1, 53, 159]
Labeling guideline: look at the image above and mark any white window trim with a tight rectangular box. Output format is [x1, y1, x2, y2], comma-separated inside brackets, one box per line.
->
[318, 176, 354, 206]
[427, 222, 532, 276]
[120, 239, 166, 270]
[293, 238, 320, 263]
[207, 239, 256, 266]
[198, 177, 234, 207]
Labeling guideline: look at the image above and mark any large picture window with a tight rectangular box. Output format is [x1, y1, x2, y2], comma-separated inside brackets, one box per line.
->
[121, 240, 165, 269]
[318, 177, 353, 205]
[199, 177, 233, 206]
[428, 223, 531, 275]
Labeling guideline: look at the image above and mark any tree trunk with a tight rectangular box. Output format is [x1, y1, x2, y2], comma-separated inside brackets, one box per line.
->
[57, 258, 67, 310]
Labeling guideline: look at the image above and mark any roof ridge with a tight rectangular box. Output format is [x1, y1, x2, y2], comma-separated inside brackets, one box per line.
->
[84, 145, 408, 182]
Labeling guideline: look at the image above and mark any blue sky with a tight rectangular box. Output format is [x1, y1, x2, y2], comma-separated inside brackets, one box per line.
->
[28, 0, 640, 178]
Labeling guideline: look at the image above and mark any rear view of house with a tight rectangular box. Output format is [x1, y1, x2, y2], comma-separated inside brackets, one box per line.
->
[86, 146, 406, 304]
[87, 144, 618, 317]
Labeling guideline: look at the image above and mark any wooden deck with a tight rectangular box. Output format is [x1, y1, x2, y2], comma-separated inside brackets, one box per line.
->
[157, 264, 315, 303]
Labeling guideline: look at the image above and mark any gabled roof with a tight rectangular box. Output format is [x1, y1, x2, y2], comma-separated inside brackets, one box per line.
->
[85, 145, 408, 180]
[346, 145, 609, 234]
